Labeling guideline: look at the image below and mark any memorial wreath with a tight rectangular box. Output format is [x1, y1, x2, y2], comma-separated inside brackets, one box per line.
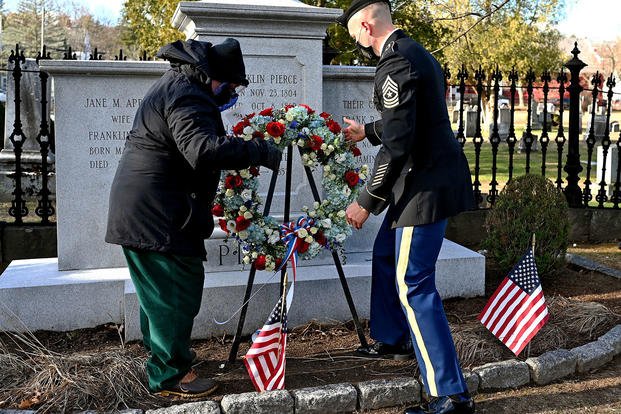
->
[212, 104, 369, 271]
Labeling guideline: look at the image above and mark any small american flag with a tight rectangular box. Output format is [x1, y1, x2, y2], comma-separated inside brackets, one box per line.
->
[478, 247, 549, 355]
[243, 295, 288, 391]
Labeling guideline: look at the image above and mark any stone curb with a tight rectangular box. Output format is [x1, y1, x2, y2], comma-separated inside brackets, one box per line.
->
[1, 324, 619, 414]
[565, 253, 621, 279]
[291, 383, 357, 413]
[355, 377, 421, 411]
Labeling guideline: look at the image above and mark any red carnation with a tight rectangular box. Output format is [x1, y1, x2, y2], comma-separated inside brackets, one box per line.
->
[299, 104, 315, 114]
[319, 112, 331, 119]
[235, 216, 251, 232]
[259, 107, 273, 116]
[254, 255, 267, 270]
[249, 166, 260, 177]
[225, 175, 243, 189]
[284, 104, 295, 111]
[247, 113, 256, 119]
[232, 122, 245, 136]
[310, 135, 323, 151]
[211, 204, 224, 217]
[224, 175, 235, 189]
[351, 146, 362, 157]
[326, 119, 341, 134]
[266, 121, 286, 138]
[219, 219, 228, 233]
[298, 241, 310, 254]
[252, 130, 265, 139]
[344, 170, 360, 188]
[275, 258, 283, 269]
[242, 118, 251, 127]
[315, 231, 327, 246]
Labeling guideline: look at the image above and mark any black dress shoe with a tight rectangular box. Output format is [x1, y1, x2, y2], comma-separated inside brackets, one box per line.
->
[356, 341, 414, 360]
[404, 395, 475, 414]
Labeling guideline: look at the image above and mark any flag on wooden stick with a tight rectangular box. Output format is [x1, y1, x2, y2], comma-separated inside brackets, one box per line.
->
[478, 246, 549, 355]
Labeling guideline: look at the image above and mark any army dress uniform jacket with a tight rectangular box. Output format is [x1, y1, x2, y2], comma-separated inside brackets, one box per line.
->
[357, 30, 474, 228]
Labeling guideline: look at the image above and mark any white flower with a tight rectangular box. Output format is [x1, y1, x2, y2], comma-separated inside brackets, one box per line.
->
[243, 126, 254, 135]
[336, 233, 346, 243]
[243, 135, 252, 141]
[225, 189, 234, 197]
[305, 236, 314, 243]
[309, 211, 316, 218]
[297, 140, 305, 147]
[269, 233, 280, 244]
[286, 112, 295, 121]
[359, 173, 367, 180]
[243, 255, 251, 264]
[344, 187, 351, 196]
[274, 137, 281, 144]
[226, 220, 236, 232]
[302, 154, 309, 161]
[321, 218, 332, 228]
[241, 189, 253, 201]
[324, 165, 331, 172]
[321, 143, 328, 150]
[243, 211, 253, 219]
[310, 227, 318, 234]
[313, 201, 320, 209]
[329, 174, 336, 180]
[238, 230, 249, 240]
[337, 210, 346, 218]
[240, 170, 251, 179]
[297, 228, 308, 238]
[266, 262, 276, 271]
[302, 127, 310, 135]
[240, 205, 247, 212]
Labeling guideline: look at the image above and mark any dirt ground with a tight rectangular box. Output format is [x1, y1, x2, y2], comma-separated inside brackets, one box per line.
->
[0, 248, 620, 412]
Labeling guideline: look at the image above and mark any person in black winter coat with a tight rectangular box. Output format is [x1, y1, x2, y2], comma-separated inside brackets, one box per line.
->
[105, 38, 281, 398]
[339, 1, 476, 413]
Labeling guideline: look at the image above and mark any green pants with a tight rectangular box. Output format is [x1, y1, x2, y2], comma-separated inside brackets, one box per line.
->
[123, 247, 204, 392]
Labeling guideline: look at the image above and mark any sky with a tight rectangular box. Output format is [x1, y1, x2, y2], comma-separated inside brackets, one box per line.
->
[2, 0, 621, 41]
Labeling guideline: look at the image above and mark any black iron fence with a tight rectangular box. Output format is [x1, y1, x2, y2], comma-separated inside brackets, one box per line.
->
[1, 43, 620, 226]
[443, 43, 620, 210]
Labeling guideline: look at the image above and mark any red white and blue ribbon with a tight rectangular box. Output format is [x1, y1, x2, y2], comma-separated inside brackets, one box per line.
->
[275, 216, 315, 311]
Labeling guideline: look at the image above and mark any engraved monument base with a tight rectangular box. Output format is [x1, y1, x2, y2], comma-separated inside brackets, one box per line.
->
[0, 240, 484, 341]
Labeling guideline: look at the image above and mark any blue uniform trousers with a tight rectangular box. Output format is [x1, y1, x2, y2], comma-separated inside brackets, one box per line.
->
[371, 213, 468, 397]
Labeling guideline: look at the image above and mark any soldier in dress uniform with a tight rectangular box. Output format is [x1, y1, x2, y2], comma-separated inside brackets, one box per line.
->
[338, 1, 476, 413]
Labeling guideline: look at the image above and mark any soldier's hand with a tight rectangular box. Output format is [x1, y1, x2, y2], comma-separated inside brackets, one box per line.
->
[342, 117, 365, 142]
[258, 141, 282, 171]
[346, 201, 370, 230]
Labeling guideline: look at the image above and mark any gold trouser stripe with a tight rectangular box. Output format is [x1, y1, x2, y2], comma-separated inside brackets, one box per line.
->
[396, 226, 438, 396]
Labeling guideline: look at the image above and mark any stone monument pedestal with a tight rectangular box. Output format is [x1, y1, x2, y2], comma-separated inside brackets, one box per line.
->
[0, 240, 485, 341]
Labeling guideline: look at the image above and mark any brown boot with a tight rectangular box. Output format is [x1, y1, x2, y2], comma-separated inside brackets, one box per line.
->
[156, 370, 218, 398]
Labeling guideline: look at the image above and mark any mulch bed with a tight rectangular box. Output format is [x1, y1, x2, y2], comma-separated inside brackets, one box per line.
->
[0, 261, 619, 412]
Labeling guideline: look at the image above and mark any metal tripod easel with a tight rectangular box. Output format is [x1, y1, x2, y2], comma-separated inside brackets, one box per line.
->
[226, 144, 369, 363]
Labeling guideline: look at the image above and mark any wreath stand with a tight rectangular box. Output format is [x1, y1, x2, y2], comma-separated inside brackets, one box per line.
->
[226, 144, 369, 363]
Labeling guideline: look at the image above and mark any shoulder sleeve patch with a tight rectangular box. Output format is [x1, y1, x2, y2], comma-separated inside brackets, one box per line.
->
[382, 75, 399, 109]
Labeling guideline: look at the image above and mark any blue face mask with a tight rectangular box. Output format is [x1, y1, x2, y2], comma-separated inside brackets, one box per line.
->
[213, 82, 242, 112]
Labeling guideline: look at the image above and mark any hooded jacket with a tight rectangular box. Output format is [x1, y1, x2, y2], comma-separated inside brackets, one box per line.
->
[105, 40, 263, 258]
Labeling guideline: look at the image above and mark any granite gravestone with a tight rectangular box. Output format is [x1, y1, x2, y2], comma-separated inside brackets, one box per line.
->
[322, 65, 383, 253]
[39, 61, 169, 270]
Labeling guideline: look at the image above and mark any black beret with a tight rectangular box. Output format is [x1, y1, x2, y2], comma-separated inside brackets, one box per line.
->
[336, 0, 391, 27]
